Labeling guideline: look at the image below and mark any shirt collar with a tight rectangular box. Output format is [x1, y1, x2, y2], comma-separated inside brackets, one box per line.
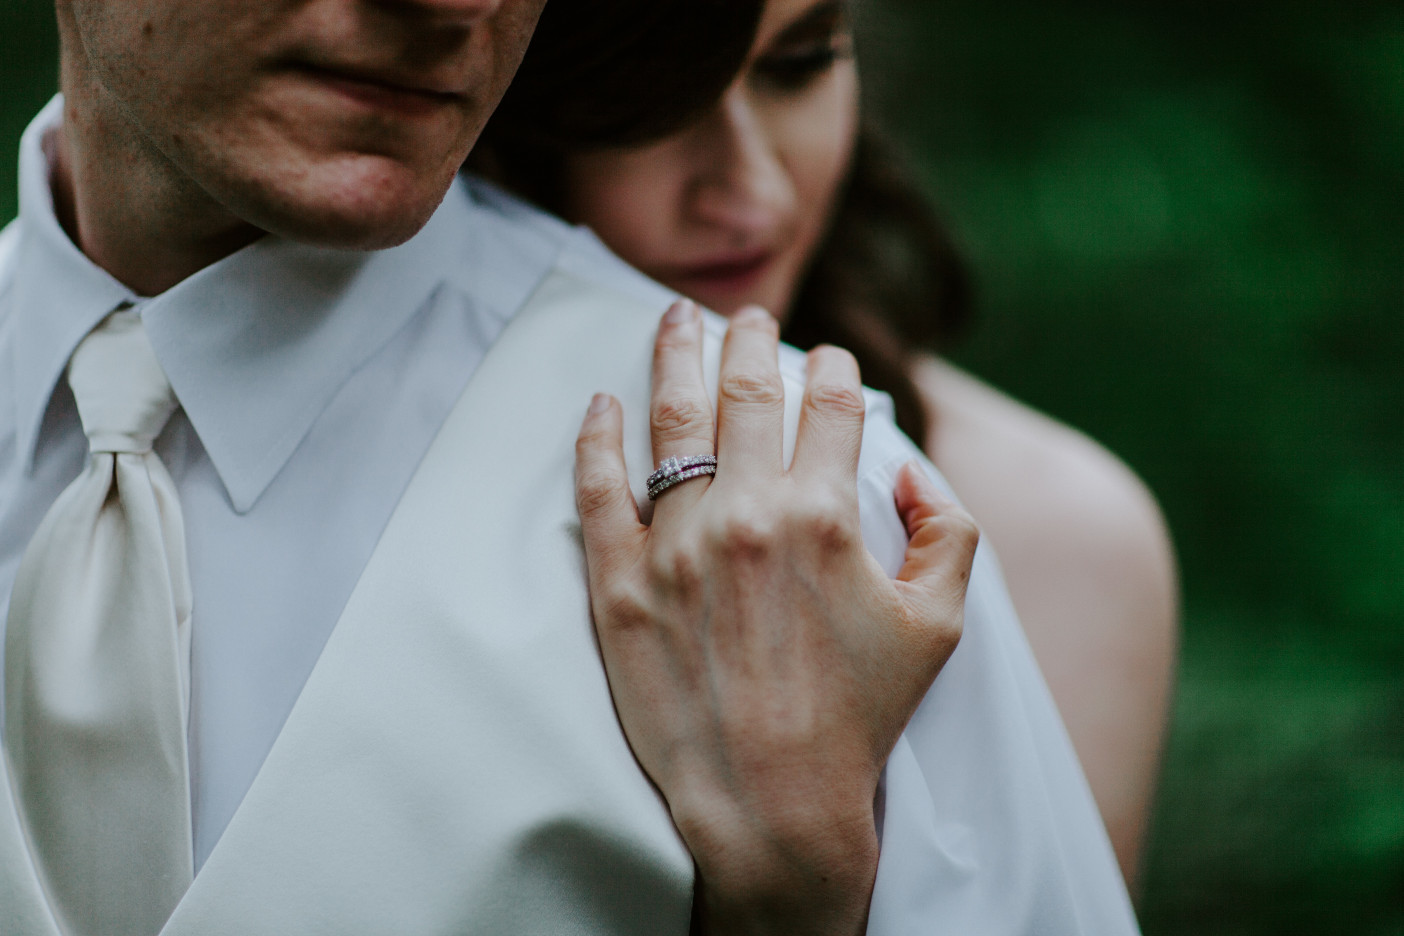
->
[8, 94, 490, 513]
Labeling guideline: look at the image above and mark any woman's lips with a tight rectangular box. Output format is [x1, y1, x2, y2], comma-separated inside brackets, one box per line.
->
[664, 252, 776, 295]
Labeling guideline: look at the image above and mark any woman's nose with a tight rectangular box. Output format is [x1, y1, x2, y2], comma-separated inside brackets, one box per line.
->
[688, 90, 796, 238]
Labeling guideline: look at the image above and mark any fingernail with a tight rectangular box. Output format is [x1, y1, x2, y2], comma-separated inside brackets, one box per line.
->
[735, 305, 772, 325]
[587, 393, 611, 416]
[663, 300, 698, 326]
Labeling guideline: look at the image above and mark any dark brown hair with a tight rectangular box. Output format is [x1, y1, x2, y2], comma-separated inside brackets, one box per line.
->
[472, 1, 972, 450]
[780, 125, 972, 449]
[471, 0, 765, 208]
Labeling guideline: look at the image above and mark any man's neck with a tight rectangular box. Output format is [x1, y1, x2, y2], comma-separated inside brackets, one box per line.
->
[53, 67, 264, 297]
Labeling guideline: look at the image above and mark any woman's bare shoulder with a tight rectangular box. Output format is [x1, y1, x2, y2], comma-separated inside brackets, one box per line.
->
[914, 354, 1178, 883]
[913, 355, 1173, 575]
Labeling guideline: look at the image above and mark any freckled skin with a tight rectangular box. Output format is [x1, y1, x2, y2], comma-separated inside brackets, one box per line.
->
[53, 0, 546, 294]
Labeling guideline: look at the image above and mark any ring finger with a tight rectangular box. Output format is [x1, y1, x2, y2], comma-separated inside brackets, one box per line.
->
[648, 300, 716, 515]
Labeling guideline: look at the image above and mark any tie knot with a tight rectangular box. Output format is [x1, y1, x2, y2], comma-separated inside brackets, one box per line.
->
[67, 310, 179, 455]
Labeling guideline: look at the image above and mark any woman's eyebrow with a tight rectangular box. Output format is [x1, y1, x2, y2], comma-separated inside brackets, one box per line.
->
[770, 0, 848, 46]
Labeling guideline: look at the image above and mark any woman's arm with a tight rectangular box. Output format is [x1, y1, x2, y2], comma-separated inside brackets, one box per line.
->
[574, 302, 979, 935]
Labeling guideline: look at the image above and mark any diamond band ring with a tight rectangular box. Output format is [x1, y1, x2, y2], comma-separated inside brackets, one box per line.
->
[646, 455, 718, 501]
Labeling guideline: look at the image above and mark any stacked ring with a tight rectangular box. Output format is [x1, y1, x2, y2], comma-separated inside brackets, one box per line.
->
[646, 455, 718, 501]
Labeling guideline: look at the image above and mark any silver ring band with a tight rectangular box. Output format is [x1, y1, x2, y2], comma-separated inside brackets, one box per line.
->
[646, 455, 717, 500]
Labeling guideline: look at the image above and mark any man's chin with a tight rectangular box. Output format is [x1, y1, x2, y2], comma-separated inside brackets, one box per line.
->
[218, 159, 458, 252]
[264, 206, 439, 252]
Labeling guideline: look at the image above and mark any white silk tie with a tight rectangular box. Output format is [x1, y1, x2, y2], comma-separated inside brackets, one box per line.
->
[3, 310, 194, 936]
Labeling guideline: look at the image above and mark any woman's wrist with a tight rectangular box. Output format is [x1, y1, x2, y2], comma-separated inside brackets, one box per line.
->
[677, 793, 881, 936]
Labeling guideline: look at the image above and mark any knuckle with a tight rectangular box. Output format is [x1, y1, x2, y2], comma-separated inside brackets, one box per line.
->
[651, 396, 710, 439]
[718, 371, 785, 409]
[928, 614, 964, 661]
[713, 510, 776, 560]
[647, 540, 703, 592]
[804, 381, 866, 421]
[917, 504, 980, 555]
[575, 470, 628, 518]
[940, 611, 965, 651]
[655, 321, 697, 351]
[595, 579, 651, 633]
[944, 512, 981, 552]
[789, 491, 856, 550]
[813, 510, 857, 552]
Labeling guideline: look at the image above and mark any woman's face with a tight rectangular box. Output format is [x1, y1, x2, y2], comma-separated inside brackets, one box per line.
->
[561, 0, 859, 319]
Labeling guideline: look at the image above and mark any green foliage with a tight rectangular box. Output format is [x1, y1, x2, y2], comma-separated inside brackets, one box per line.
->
[866, 0, 1403, 931]
[0, 2, 57, 225]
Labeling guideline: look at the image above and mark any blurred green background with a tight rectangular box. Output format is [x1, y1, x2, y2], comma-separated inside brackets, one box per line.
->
[1, 0, 1399, 933]
[862, 1, 1403, 933]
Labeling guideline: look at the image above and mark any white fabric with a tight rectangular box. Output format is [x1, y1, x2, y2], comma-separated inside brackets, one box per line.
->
[5, 310, 193, 935]
[0, 97, 567, 870]
[0, 96, 1139, 934]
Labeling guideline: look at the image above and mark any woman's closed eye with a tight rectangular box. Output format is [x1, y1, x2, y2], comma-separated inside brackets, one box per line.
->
[749, 1, 853, 95]
[751, 41, 850, 93]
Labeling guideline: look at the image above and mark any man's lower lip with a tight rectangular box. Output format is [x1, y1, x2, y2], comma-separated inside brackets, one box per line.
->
[299, 68, 460, 117]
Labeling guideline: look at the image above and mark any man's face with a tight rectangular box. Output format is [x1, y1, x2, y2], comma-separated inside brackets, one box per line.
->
[62, 0, 546, 249]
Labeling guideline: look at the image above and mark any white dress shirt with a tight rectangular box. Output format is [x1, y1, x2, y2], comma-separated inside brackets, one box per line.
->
[0, 96, 1138, 933]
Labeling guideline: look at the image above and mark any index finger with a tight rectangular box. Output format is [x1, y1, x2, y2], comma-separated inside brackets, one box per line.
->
[576, 393, 648, 585]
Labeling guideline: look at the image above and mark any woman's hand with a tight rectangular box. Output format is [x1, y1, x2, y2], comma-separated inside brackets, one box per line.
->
[574, 301, 978, 936]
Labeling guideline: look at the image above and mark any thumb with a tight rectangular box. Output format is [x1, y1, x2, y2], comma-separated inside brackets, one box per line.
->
[893, 459, 980, 611]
